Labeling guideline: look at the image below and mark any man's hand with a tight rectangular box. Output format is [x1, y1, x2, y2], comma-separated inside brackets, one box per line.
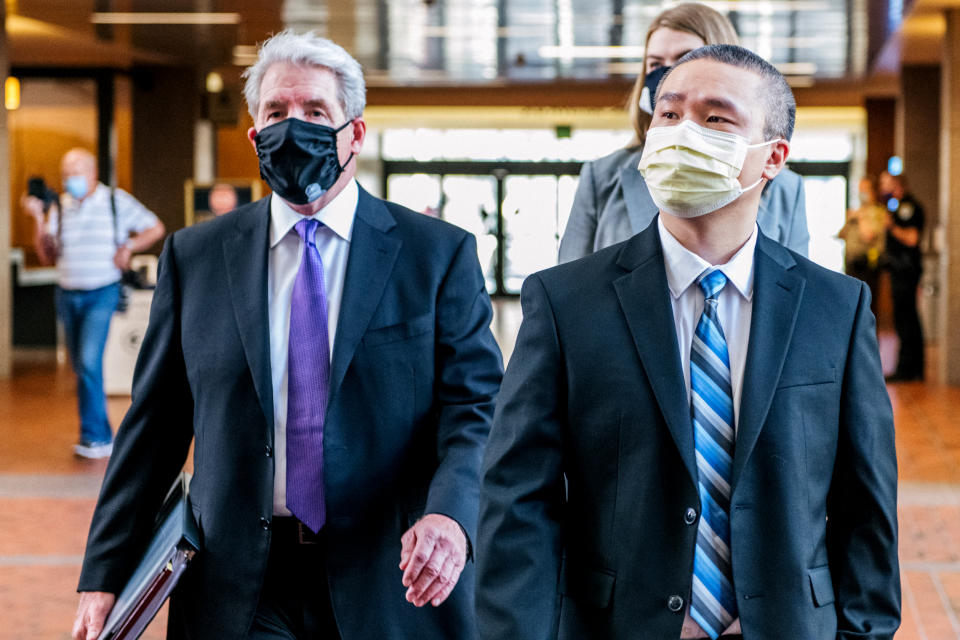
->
[113, 245, 133, 270]
[21, 194, 44, 222]
[399, 513, 467, 607]
[72, 591, 115, 640]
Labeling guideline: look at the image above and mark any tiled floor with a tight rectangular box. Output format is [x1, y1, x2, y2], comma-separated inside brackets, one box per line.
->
[1, 306, 959, 638]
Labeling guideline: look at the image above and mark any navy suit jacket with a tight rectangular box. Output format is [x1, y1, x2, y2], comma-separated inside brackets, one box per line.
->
[478, 220, 899, 639]
[78, 187, 503, 639]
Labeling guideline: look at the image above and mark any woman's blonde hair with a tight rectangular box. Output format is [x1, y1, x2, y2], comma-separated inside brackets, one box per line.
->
[626, 3, 739, 148]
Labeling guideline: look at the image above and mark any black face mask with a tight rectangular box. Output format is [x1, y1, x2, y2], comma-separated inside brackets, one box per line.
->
[641, 65, 671, 114]
[254, 118, 354, 205]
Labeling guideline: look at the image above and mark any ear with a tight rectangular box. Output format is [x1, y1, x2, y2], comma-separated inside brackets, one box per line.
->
[349, 117, 367, 154]
[761, 139, 789, 182]
[247, 126, 258, 152]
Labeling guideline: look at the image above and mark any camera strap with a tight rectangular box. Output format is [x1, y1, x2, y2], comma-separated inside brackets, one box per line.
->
[110, 187, 120, 248]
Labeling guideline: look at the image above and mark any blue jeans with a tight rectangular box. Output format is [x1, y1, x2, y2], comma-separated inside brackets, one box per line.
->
[56, 283, 120, 444]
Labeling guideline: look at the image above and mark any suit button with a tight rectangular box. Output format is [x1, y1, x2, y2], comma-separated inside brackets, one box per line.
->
[684, 507, 697, 525]
[667, 595, 684, 612]
[260, 517, 271, 531]
[265, 445, 273, 457]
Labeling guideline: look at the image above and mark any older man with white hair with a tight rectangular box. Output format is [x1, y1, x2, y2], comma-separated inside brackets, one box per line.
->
[22, 148, 164, 459]
[72, 31, 501, 640]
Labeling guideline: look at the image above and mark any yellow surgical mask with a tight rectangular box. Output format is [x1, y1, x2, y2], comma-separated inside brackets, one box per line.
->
[638, 120, 780, 218]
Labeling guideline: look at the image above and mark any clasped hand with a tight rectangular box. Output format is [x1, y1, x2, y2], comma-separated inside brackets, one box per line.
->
[399, 513, 467, 607]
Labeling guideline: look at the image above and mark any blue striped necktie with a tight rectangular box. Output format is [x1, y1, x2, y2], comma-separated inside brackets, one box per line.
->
[690, 269, 738, 639]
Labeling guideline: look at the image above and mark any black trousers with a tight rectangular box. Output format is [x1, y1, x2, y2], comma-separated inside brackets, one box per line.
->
[247, 519, 341, 640]
[889, 266, 924, 379]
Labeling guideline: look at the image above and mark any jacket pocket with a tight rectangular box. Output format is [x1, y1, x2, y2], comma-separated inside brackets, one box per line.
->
[362, 313, 433, 348]
[559, 561, 616, 609]
[808, 565, 835, 607]
[777, 367, 837, 389]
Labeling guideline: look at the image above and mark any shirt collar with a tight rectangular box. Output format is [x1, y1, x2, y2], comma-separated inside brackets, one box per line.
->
[657, 216, 757, 302]
[269, 178, 358, 249]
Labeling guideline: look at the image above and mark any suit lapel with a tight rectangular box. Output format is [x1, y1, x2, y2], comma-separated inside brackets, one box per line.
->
[613, 224, 699, 486]
[222, 199, 274, 428]
[329, 187, 402, 399]
[619, 157, 658, 235]
[731, 234, 805, 489]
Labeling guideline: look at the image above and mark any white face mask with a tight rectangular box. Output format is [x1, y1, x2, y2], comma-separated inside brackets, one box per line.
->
[638, 119, 781, 218]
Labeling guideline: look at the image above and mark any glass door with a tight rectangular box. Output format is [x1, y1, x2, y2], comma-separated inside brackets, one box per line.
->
[384, 161, 582, 296]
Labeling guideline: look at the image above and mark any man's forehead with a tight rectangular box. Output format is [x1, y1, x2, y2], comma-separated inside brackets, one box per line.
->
[258, 63, 339, 107]
[62, 152, 94, 172]
[661, 58, 760, 94]
[659, 60, 760, 115]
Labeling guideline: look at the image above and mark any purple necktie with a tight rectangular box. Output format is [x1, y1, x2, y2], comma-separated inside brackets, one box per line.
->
[286, 218, 330, 533]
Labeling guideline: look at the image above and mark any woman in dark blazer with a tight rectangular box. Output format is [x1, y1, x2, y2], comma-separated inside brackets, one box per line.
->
[559, 2, 809, 263]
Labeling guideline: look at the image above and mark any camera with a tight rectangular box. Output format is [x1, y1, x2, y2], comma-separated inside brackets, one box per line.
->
[27, 176, 60, 213]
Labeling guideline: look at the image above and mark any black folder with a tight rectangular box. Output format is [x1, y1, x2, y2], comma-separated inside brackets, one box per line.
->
[98, 472, 200, 640]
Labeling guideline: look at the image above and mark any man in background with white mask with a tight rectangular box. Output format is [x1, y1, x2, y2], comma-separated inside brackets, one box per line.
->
[477, 44, 899, 640]
[21, 148, 164, 459]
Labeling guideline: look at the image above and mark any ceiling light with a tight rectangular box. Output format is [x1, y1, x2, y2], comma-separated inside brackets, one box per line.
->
[775, 62, 818, 75]
[5, 77, 20, 110]
[90, 12, 241, 25]
[640, 1, 831, 13]
[539, 45, 646, 59]
[786, 76, 816, 88]
[232, 45, 259, 66]
[206, 72, 224, 94]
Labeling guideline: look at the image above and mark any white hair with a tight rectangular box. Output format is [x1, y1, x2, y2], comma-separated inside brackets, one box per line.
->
[242, 30, 366, 121]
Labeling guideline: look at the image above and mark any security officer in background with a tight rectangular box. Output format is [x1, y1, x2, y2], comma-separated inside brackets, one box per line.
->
[880, 169, 925, 382]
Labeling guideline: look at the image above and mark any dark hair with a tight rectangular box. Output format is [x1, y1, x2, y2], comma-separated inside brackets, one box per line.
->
[659, 43, 796, 141]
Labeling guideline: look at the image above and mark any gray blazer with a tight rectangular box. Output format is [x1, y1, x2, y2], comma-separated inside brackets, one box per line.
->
[559, 147, 810, 263]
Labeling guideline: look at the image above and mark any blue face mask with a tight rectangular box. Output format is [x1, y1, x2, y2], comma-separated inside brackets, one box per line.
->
[65, 175, 89, 199]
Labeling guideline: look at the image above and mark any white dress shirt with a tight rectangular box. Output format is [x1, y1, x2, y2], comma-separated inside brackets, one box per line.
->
[268, 179, 358, 516]
[658, 217, 757, 638]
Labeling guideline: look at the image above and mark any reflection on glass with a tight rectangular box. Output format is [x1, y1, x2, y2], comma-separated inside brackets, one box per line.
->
[803, 175, 846, 273]
[386, 174, 441, 215]
[503, 175, 560, 293]
[382, 128, 630, 162]
[557, 174, 578, 241]
[789, 132, 854, 162]
[442, 176, 499, 293]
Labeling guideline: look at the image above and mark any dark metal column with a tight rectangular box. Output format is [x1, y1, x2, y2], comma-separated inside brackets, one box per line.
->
[96, 73, 115, 185]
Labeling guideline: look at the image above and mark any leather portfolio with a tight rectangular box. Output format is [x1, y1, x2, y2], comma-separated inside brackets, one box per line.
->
[98, 472, 200, 640]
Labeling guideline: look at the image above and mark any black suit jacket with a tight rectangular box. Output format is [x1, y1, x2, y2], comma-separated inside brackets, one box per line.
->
[78, 187, 503, 639]
[478, 221, 899, 639]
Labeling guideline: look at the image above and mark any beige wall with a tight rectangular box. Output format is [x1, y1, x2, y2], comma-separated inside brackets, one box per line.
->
[7, 75, 135, 255]
[7, 78, 96, 252]
[216, 113, 261, 181]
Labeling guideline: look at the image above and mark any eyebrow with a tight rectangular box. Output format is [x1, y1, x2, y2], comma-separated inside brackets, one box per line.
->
[261, 97, 332, 112]
[658, 91, 685, 104]
[657, 91, 746, 119]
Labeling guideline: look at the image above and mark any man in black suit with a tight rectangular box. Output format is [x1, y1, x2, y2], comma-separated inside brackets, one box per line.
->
[477, 45, 899, 639]
[73, 31, 502, 640]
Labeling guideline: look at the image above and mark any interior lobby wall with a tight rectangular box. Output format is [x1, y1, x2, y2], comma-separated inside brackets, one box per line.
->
[7, 78, 96, 252]
[131, 66, 197, 236]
